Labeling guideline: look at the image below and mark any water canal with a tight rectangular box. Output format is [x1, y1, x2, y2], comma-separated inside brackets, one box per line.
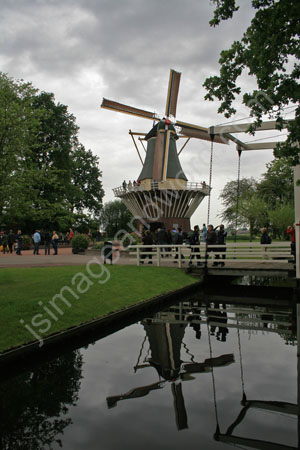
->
[0, 283, 298, 449]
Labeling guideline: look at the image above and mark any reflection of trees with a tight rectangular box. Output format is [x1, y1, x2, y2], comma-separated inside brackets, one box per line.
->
[0, 351, 83, 450]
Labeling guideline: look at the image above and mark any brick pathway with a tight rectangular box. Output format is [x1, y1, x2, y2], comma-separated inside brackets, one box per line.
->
[0, 247, 134, 268]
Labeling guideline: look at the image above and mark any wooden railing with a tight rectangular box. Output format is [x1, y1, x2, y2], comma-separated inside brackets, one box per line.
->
[128, 242, 293, 267]
[113, 181, 210, 197]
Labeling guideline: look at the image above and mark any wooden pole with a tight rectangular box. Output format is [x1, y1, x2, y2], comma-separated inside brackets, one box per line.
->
[178, 137, 190, 156]
[129, 130, 144, 165]
[138, 138, 147, 153]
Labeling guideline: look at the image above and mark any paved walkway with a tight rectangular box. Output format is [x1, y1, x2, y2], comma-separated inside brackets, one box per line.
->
[0, 247, 134, 268]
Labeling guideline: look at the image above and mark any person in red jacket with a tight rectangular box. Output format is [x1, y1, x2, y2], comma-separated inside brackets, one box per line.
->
[287, 225, 295, 261]
[69, 228, 74, 241]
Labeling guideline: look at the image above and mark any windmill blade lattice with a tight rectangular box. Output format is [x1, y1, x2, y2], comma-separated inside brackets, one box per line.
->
[101, 98, 157, 121]
[165, 69, 181, 118]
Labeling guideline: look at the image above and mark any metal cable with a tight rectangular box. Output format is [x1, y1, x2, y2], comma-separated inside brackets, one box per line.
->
[234, 150, 242, 243]
[237, 328, 245, 397]
[206, 307, 220, 428]
[205, 138, 214, 268]
[207, 138, 214, 226]
[244, 132, 287, 143]
[216, 104, 296, 127]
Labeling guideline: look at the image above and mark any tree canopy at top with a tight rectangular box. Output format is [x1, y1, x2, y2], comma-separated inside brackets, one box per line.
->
[0, 72, 104, 232]
[204, 0, 300, 164]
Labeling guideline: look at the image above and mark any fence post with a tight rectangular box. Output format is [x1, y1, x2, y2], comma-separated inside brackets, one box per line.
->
[178, 246, 182, 269]
[204, 244, 208, 268]
[137, 247, 140, 266]
[157, 245, 160, 267]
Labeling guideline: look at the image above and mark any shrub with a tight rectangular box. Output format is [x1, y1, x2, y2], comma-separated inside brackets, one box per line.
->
[71, 235, 90, 251]
[92, 243, 104, 250]
[122, 232, 142, 248]
[22, 235, 33, 250]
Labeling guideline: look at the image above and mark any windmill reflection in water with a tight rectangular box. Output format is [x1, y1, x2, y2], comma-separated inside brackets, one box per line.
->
[106, 299, 295, 436]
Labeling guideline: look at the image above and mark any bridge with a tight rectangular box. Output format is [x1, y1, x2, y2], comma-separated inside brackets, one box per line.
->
[128, 242, 295, 276]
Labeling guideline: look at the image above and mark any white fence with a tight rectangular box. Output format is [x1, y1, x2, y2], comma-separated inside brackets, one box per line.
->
[128, 242, 293, 268]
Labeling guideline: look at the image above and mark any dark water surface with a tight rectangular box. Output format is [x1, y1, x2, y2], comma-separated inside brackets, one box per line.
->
[1, 293, 298, 449]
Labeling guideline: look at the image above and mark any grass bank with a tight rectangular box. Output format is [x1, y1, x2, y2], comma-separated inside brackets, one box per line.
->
[0, 265, 197, 353]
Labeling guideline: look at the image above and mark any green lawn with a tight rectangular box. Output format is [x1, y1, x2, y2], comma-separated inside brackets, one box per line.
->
[0, 265, 198, 353]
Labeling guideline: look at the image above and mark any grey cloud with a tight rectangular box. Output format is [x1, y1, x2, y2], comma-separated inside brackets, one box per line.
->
[0, 0, 276, 224]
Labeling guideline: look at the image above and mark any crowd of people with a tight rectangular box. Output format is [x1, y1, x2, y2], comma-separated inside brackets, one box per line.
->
[121, 180, 209, 192]
[0, 228, 78, 256]
[139, 223, 296, 265]
[140, 223, 227, 266]
[122, 180, 141, 191]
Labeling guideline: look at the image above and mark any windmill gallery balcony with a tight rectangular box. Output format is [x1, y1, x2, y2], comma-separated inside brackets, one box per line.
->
[113, 180, 210, 196]
[113, 181, 211, 230]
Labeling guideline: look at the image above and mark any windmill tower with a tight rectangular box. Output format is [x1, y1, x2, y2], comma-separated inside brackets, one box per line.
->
[101, 70, 228, 232]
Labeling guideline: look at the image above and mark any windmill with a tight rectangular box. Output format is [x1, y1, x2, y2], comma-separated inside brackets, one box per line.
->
[101, 69, 228, 231]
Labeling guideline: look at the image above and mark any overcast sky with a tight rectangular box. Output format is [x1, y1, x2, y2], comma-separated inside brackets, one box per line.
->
[1, 0, 291, 227]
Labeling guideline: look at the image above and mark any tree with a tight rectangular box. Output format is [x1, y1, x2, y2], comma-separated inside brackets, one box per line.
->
[69, 144, 104, 219]
[0, 73, 40, 227]
[0, 74, 104, 232]
[219, 177, 258, 227]
[219, 177, 268, 240]
[268, 203, 294, 239]
[257, 157, 294, 209]
[204, 0, 300, 164]
[100, 200, 134, 237]
[220, 157, 294, 239]
[239, 193, 268, 240]
[29, 91, 104, 228]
